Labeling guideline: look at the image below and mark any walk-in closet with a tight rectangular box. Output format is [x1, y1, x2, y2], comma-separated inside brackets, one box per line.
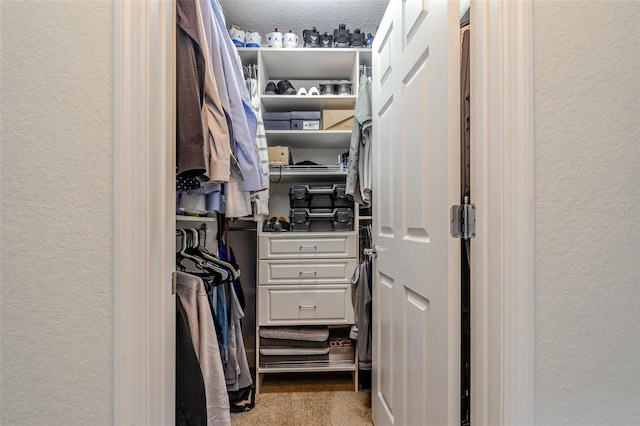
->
[174, 1, 471, 424]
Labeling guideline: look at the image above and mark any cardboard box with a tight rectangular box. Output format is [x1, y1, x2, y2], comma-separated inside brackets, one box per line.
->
[268, 146, 290, 165]
[322, 110, 355, 130]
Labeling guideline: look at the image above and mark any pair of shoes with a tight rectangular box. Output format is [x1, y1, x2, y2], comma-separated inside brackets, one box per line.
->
[264, 80, 297, 95]
[296, 87, 320, 96]
[332, 25, 367, 48]
[229, 26, 261, 48]
[303, 27, 333, 48]
[262, 216, 290, 232]
[319, 80, 351, 95]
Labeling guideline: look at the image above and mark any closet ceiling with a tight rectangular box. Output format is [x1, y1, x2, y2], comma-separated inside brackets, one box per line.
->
[218, 0, 389, 40]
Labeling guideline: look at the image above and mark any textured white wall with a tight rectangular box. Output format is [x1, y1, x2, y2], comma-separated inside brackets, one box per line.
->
[533, 1, 640, 424]
[0, 1, 114, 425]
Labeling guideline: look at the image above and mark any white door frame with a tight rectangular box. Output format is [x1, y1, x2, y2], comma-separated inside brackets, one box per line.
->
[470, 1, 535, 424]
[112, 0, 535, 424]
[113, 0, 176, 424]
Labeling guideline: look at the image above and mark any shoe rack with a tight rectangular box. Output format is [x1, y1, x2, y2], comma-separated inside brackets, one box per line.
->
[237, 47, 371, 392]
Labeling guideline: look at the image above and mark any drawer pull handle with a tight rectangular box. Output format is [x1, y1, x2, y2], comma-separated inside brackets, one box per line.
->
[299, 245, 317, 251]
[299, 271, 317, 277]
[299, 304, 317, 310]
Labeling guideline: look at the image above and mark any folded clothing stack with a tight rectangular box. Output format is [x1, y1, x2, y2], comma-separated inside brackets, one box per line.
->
[259, 326, 330, 365]
[259, 326, 355, 365]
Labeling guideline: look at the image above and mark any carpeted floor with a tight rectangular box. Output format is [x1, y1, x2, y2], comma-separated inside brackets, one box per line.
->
[230, 372, 373, 426]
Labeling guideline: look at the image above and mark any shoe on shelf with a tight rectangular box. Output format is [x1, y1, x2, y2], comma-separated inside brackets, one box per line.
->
[319, 32, 333, 48]
[296, 87, 308, 96]
[263, 216, 290, 232]
[302, 26, 320, 48]
[350, 28, 366, 48]
[277, 80, 297, 95]
[264, 82, 278, 95]
[245, 31, 261, 48]
[319, 81, 336, 95]
[366, 33, 374, 48]
[307, 86, 320, 96]
[283, 30, 299, 48]
[333, 24, 350, 48]
[336, 80, 352, 95]
[229, 26, 245, 47]
[266, 29, 283, 48]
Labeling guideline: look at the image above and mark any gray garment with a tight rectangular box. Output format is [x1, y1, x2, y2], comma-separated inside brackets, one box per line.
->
[176, 272, 231, 426]
[176, 0, 206, 176]
[349, 262, 372, 370]
[345, 77, 373, 207]
[224, 284, 253, 392]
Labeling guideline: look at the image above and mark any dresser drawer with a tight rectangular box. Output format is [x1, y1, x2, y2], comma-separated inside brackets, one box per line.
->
[258, 285, 355, 325]
[259, 233, 357, 259]
[258, 259, 357, 285]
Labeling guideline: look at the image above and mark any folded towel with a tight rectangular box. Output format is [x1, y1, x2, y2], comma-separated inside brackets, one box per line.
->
[259, 326, 329, 342]
[260, 347, 330, 356]
[260, 336, 329, 348]
[260, 353, 330, 365]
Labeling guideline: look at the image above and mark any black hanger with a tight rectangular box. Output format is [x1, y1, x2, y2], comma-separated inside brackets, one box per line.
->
[194, 226, 241, 280]
[176, 229, 228, 283]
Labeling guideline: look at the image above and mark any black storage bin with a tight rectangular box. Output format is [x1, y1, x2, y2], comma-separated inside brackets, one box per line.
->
[289, 184, 351, 209]
[289, 208, 354, 232]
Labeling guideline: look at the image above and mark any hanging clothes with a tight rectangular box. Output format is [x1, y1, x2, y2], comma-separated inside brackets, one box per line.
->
[350, 260, 372, 370]
[176, 271, 231, 426]
[244, 63, 270, 218]
[206, 280, 229, 363]
[345, 76, 373, 208]
[250, 109, 270, 218]
[175, 225, 254, 418]
[176, 0, 207, 177]
[176, 297, 208, 426]
[177, 0, 266, 219]
[224, 284, 253, 392]
[207, 0, 265, 218]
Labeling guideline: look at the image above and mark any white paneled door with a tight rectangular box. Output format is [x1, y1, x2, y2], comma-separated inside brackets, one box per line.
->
[371, 0, 460, 425]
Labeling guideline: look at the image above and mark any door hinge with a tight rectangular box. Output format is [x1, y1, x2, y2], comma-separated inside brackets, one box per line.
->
[171, 271, 178, 295]
[450, 197, 476, 239]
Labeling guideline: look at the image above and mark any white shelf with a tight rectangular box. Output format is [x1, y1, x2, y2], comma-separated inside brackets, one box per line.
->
[254, 46, 365, 394]
[266, 130, 352, 148]
[257, 362, 357, 373]
[237, 47, 371, 66]
[269, 166, 347, 183]
[259, 48, 361, 79]
[175, 215, 217, 222]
